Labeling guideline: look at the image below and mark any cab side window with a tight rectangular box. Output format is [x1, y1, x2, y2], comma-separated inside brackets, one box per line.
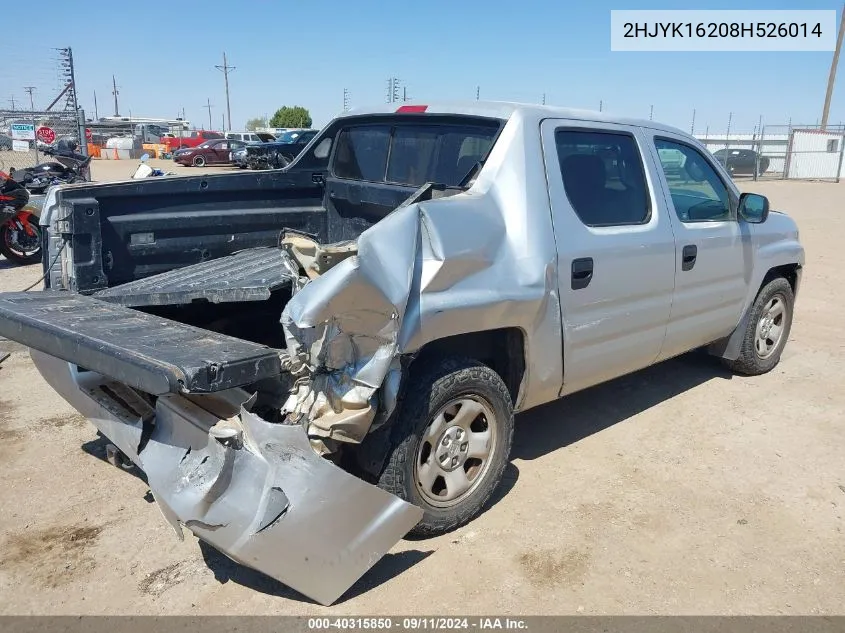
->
[555, 129, 650, 227]
[654, 138, 732, 222]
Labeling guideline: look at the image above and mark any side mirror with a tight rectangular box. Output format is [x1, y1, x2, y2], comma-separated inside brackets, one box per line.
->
[739, 192, 769, 223]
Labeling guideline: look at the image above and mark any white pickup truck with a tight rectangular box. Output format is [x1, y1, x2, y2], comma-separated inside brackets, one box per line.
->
[0, 102, 804, 605]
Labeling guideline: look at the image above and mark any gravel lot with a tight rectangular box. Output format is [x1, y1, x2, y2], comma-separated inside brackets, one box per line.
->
[0, 171, 842, 615]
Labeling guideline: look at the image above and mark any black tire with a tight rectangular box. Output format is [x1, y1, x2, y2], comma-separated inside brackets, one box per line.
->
[377, 357, 514, 537]
[723, 276, 794, 375]
[192, 154, 206, 167]
[0, 221, 42, 265]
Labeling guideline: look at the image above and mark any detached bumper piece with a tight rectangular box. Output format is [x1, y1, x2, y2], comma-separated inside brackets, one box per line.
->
[29, 351, 424, 606]
[0, 292, 281, 395]
[94, 247, 296, 307]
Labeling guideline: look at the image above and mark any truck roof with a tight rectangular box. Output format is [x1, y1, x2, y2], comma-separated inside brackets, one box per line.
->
[343, 100, 688, 137]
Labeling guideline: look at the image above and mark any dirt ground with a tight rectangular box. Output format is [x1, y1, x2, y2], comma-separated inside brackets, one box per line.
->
[0, 172, 842, 615]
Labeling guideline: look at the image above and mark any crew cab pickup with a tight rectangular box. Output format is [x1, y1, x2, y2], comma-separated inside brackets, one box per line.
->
[0, 103, 803, 605]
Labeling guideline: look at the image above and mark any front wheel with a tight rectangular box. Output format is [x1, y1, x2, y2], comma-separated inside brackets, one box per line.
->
[192, 155, 206, 167]
[377, 357, 514, 537]
[723, 276, 794, 375]
[0, 218, 42, 265]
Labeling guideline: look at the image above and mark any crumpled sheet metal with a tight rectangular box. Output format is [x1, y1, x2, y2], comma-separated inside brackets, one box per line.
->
[30, 350, 423, 606]
[281, 111, 564, 438]
[139, 397, 423, 606]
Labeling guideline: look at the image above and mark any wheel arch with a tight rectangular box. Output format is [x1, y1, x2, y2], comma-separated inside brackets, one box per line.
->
[708, 262, 801, 361]
[410, 327, 527, 408]
[353, 327, 526, 481]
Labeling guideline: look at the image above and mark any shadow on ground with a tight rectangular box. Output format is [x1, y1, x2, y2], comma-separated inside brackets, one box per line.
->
[199, 539, 434, 605]
[512, 351, 733, 461]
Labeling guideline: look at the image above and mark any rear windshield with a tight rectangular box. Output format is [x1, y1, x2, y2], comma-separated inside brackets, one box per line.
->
[332, 119, 500, 187]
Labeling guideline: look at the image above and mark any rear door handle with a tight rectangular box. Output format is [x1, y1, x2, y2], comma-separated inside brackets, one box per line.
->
[571, 257, 594, 290]
[682, 244, 697, 271]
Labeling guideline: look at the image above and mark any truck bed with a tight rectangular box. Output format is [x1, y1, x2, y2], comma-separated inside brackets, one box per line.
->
[0, 292, 282, 395]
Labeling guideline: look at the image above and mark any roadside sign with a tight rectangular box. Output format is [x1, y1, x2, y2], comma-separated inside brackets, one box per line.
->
[36, 126, 56, 144]
[85, 128, 92, 140]
[10, 124, 35, 140]
[12, 140, 30, 152]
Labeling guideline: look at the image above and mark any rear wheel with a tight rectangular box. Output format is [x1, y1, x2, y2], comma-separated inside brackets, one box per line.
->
[723, 277, 794, 375]
[377, 357, 514, 537]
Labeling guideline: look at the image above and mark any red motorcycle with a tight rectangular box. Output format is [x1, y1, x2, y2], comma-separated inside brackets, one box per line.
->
[0, 171, 42, 265]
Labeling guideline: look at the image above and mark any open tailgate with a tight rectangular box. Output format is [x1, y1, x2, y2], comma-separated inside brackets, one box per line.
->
[0, 291, 281, 394]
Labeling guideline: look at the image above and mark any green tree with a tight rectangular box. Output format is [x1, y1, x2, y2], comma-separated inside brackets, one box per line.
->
[269, 106, 312, 128]
[245, 116, 267, 131]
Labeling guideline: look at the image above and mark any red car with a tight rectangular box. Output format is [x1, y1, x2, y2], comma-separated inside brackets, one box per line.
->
[172, 139, 246, 167]
[163, 130, 224, 153]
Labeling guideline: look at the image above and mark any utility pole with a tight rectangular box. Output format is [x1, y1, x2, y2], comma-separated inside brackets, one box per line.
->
[599, 99, 603, 112]
[476, 86, 480, 100]
[215, 52, 235, 132]
[403, 86, 408, 102]
[222, 113, 225, 131]
[112, 75, 120, 116]
[822, 3, 845, 129]
[691, 108, 696, 134]
[24, 86, 36, 111]
[542, 93, 546, 105]
[93, 90, 99, 120]
[649, 104, 654, 120]
[386, 77, 401, 103]
[203, 98, 213, 130]
[343, 88, 350, 112]
[8, 96, 15, 111]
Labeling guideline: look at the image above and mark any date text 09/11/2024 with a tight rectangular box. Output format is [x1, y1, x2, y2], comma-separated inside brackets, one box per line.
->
[623, 22, 823, 39]
[307, 618, 528, 630]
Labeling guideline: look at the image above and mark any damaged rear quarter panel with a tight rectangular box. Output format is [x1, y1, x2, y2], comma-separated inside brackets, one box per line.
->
[281, 111, 565, 439]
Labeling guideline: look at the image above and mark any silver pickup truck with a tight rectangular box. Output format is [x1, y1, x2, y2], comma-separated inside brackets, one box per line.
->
[0, 102, 803, 604]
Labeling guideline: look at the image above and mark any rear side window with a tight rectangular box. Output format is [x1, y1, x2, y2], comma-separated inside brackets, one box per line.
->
[334, 125, 391, 181]
[333, 121, 499, 187]
[555, 129, 650, 226]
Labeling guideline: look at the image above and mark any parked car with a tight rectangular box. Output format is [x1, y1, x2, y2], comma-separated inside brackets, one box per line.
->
[162, 130, 224, 153]
[230, 145, 249, 168]
[172, 139, 246, 166]
[0, 102, 803, 606]
[713, 148, 770, 176]
[244, 128, 319, 169]
[225, 131, 276, 144]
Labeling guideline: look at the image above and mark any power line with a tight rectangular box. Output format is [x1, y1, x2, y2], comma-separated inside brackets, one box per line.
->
[214, 52, 235, 132]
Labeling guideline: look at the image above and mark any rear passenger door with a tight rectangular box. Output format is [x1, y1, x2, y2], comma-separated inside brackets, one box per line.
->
[643, 132, 749, 359]
[541, 120, 677, 395]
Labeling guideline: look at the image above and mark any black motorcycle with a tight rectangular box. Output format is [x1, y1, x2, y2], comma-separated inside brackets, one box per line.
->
[9, 140, 92, 194]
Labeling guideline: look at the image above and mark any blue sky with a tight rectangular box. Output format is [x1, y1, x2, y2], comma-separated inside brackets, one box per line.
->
[2, 0, 843, 133]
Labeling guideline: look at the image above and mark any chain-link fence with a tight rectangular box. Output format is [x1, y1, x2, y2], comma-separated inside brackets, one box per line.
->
[0, 109, 86, 173]
[696, 123, 845, 182]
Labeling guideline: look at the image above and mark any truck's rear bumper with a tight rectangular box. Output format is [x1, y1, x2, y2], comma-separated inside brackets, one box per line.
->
[30, 350, 423, 606]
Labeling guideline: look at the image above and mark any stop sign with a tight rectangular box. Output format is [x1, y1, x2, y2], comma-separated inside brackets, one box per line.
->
[36, 126, 56, 144]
